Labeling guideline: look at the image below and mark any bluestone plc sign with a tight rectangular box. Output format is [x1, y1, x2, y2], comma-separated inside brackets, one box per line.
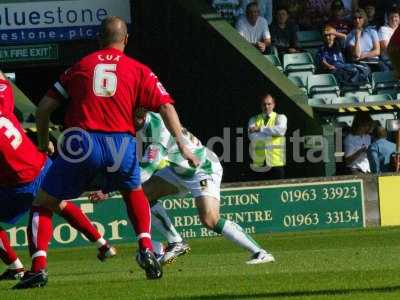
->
[0, 0, 131, 44]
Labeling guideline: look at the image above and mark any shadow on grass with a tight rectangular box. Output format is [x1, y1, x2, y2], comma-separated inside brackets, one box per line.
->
[161, 285, 400, 299]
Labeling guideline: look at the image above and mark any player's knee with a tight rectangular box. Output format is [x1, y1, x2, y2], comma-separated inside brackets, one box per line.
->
[34, 190, 62, 213]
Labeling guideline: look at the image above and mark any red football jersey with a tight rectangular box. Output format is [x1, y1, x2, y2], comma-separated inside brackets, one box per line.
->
[0, 79, 46, 186]
[47, 47, 174, 135]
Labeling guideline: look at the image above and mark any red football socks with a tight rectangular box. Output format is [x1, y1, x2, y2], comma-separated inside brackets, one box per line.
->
[121, 189, 152, 250]
[29, 206, 53, 272]
[59, 201, 101, 243]
[0, 227, 18, 265]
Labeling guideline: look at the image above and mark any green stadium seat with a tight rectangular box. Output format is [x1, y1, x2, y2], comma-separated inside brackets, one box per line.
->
[311, 93, 338, 104]
[364, 94, 393, 103]
[376, 89, 398, 99]
[341, 78, 372, 95]
[287, 71, 314, 81]
[264, 54, 283, 71]
[283, 52, 315, 74]
[288, 75, 307, 94]
[305, 48, 319, 62]
[308, 98, 329, 106]
[332, 96, 360, 105]
[371, 113, 395, 129]
[307, 74, 340, 96]
[371, 71, 399, 93]
[343, 91, 370, 102]
[336, 115, 354, 127]
[296, 31, 324, 48]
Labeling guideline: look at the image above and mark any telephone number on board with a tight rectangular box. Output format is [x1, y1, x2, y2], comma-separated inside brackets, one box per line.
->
[282, 210, 361, 228]
[280, 186, 358, 203]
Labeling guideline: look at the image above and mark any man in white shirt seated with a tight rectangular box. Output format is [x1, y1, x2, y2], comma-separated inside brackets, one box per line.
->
[236, 2, 271, 53]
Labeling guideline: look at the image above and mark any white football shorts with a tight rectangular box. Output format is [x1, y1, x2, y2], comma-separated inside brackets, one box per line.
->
[154, 166, 223, 200]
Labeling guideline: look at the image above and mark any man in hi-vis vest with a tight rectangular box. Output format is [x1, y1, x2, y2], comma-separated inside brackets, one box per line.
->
[248, 93, 287, 179]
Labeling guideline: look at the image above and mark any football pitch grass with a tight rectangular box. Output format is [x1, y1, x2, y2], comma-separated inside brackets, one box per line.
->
[1, 227, 400, 300]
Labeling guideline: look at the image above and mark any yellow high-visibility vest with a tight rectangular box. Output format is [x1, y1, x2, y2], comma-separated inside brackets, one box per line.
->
[250, 112, 286, 168]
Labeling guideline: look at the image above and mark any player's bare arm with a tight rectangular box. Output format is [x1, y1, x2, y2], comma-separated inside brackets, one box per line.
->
[159, 103, 200, 167]
[0, 70, 6, 80]
[36, 95, 60, 154]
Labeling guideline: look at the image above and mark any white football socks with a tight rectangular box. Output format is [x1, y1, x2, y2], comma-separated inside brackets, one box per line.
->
[151, 202, 183, 244]
[214, 218, 262, 254]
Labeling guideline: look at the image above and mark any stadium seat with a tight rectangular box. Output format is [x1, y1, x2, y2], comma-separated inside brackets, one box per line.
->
[371, 113, 396, 129]
[371, 71, 399, 93]
[311, 93, 338, 104]
[264, 54, 283, 72]
[364, 94, 393, 103]
[343, 91, 370, 101]
[308, 97, 330, 106]
[307, 74, 340, 96]
[288, 75, 307, 94]
[332, 96, 360, 105]
[283, 52, 315, 74]
[296, 31, 324, 48]
[376, 89, 398, 99]
[341, 78, 372, 96]
[336, 115, 354, 127]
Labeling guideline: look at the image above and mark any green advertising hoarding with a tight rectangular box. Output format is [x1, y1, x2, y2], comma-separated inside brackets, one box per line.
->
[0, 44, 58, 63]
[4, 179, 364, 248]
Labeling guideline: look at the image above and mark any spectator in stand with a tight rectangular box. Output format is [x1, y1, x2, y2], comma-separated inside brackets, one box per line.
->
[367, 126, 396, 173]
[379, 7, 400, 67]
[382, 0, 400, 21]
[301, 0, 334, 30]
[344, 111, 373, 174]
[270, 6, 299, 55]
[236, 2, 271, 53]
[317, 25, 370, 85]
[279, 0, 307, 29]
[212, 0, 241, 26]
[342, 0, 359, 15]
[240, 0, 273, 25]
[317, 25, 346, 72]
[363, 1, 379, 29]
[346, 8, 386, 70]
[327, 0, 352, 42]
[359, 0, 400, 27]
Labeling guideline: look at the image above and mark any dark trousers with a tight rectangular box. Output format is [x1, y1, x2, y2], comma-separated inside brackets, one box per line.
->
[251, 166, 285, 180]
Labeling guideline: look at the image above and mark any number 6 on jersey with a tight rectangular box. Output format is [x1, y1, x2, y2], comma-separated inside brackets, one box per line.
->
[93, 64, 117, 97]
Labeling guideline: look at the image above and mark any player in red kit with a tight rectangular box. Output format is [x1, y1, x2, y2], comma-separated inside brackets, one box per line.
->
[0, 72, 115, 286]
[14, 16, 199, 289]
